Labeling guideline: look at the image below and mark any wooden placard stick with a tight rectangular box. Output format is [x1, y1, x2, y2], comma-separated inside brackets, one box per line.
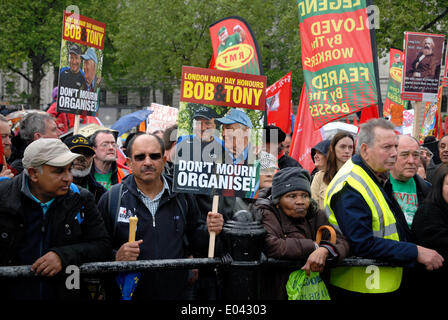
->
[73, 114, 81, 135]
[208, 195, 219, 258]
[128, 216, 138, 242]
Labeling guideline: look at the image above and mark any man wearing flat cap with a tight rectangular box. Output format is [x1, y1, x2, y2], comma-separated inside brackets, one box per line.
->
[216, 108, 255, 166]
[59, 43, 87, 91]
[64, 134, 106, 203]
[0, 138, 111, 300]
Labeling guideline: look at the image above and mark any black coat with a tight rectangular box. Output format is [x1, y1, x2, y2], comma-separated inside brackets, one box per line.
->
[0, 173, 111, 300]
[97, 174, 210, 300]
[278, 154, 303, 170]
[411, 200, 448, 293]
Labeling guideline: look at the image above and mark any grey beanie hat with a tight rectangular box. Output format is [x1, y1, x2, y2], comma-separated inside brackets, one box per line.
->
[271, 167, 311, 204]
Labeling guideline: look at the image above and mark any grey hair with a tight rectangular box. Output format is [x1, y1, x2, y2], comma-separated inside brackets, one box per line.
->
[356, 118, 395, 154]
[19, 112, 54, 143]
[24, 166, 43, 176]
[424, 37, 435, 48]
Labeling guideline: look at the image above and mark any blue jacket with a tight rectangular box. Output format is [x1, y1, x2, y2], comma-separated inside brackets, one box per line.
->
[329, 154, 418, 267]
[97, 174, 209, 300]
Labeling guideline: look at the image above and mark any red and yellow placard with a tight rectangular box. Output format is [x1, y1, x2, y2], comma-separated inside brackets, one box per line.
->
[181, 66, 266, 110]
[62, 11, 105, 50]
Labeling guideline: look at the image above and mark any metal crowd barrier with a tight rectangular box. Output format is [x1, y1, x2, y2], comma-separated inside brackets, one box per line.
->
[0, 255, 393, 278]
[0, 214, 396, 299]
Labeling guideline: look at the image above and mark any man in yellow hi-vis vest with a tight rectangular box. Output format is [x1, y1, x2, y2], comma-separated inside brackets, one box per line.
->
[324, 118, 443, 298]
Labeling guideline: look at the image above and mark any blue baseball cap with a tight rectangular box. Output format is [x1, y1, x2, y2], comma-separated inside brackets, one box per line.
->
[216, 109, 253, 129]
[81, 47, 98, 64]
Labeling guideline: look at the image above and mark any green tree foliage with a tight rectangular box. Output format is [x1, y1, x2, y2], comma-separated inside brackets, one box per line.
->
[0, 0, 113, 107]
[1, 0, 446, 109]
[0, 0, 68, 107]
[375, 0, 448, 56]
[111, 0, 303, 104]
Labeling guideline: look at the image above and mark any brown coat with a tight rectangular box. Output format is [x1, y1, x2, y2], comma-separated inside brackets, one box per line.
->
[253, 197, 350, 299]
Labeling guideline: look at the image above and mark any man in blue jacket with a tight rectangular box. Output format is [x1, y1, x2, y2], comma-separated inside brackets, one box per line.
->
[0, 138, 111, 300]
[98, 133, 224, 300]
[325, 119, 443, 298]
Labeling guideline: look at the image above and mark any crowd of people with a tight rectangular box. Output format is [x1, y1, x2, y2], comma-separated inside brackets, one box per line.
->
[0, 108, 447, 301]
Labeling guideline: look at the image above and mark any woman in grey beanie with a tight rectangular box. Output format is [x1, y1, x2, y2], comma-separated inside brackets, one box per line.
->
[251, 167, 349, 299]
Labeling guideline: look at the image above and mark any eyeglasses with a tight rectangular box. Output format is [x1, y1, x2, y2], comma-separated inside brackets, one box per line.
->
[133, 153, 162, 162]
[98, 142, 118, 148]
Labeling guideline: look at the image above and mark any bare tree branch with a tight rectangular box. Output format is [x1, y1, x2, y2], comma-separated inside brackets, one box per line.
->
[420, 7, 448, 31]
[7, 65, 31, 83]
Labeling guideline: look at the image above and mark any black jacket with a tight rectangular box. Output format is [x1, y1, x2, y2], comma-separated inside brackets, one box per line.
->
[0, 173, 111, 300]
[411, 199, 448, 294]
[73, 173, 107, 204]
[278, 153, 303, 170]
[97, 174, 210, 300]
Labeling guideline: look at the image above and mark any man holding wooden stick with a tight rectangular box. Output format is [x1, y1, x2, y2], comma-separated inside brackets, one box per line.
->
[98, 133, 223, 300]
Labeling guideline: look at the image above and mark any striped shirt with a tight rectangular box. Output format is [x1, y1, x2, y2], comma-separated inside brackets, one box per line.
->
[137, 176, 169, 227]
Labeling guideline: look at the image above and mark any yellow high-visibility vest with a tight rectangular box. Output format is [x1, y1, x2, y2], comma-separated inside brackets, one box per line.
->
[324, 159, 403, 293]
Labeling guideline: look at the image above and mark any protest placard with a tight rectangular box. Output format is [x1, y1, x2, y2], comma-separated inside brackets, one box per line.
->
[173, 66, 266, 198]
[402, 32, 445, 101]
[146, 103, 179, 133]
[57, 11, 106, 118]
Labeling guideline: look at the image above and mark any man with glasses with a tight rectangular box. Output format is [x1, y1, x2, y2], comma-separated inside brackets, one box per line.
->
[390, 135, 431, 228]
[64, 134, 106, 203]
[89, 129, 129, 190]
[98, 133, 224, 300]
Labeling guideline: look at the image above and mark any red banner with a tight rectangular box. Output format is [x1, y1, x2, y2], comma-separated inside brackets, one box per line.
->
[290, 84, 323, 173]
[383, 49, 407, 117]
[209, 16, 263, 75]
[266, 72, 292, 134]
[297, 0, 379, 129]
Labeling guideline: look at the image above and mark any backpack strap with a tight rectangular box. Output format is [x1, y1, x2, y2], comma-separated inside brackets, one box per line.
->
[108, 183, 123, 238]
[70, 183, 84, 224]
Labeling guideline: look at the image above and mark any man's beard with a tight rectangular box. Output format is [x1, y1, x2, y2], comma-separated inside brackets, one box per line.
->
[72, 162, 93, 178]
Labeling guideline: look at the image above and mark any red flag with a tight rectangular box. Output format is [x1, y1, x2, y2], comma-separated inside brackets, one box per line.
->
[434, 86, 444, 139]
[266, 72, 292, 134]
[0, 135, 4, 166]
[209, 16, 263, 75]
[360, 105, 379, 124]
[208, 54, 216, 69]
[290, 84, 323, 173]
